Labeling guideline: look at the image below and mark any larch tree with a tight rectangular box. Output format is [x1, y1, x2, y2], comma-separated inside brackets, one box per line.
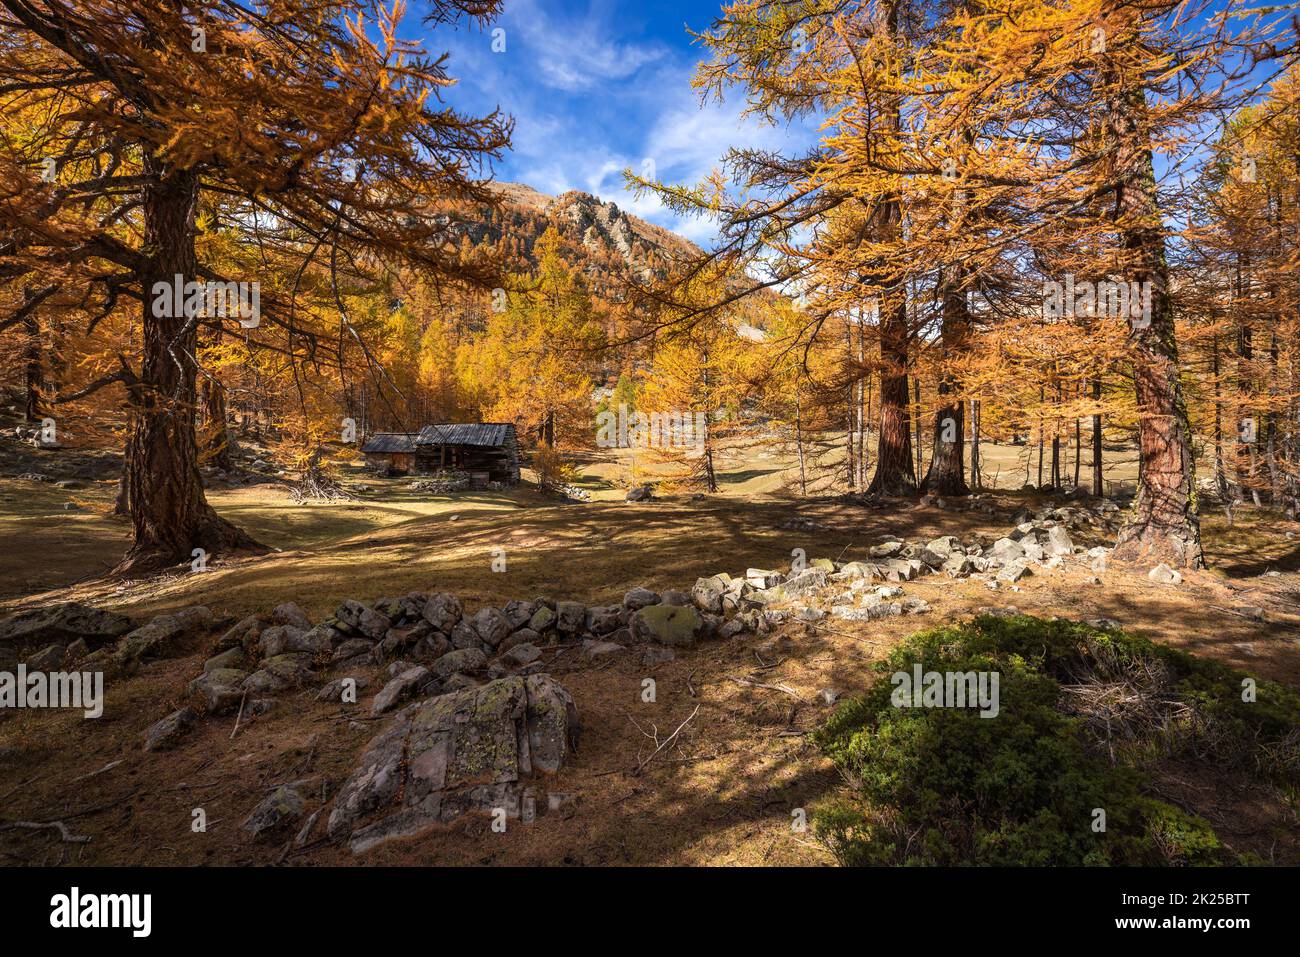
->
[0, 0, 511, 572]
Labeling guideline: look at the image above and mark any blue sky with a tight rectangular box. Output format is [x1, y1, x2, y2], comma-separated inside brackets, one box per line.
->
[423, 0, 815, 247]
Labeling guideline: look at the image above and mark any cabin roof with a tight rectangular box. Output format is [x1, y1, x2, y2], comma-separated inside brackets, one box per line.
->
[360, 432, 418, 454]
[414, 423, 515, 448]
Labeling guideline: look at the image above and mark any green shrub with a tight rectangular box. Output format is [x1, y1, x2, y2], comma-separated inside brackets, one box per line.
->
[813, 614, 1299, 866]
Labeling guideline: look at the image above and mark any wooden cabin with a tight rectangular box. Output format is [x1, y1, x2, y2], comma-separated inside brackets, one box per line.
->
[361, 423, 519, 487]
[360, 432, 417, 474]
[413, 423, 520, 486]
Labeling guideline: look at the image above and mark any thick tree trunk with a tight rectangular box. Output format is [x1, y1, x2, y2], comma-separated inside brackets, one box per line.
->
[922, 270, 970, 495]
[116, 156, 262, 574]
[1108, 87, 1203, 568]
[200, 373, 235, 472]
[866, 292, 916, 497]
[22, 306, 44, 422]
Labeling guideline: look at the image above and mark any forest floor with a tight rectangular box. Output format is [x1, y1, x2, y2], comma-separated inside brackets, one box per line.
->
[1, 438, 1298, 866]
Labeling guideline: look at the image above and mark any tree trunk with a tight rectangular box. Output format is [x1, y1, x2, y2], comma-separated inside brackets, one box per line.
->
[1091, 378, 1104, 497]
[865, 292, 916, 497]
[1108, 86, 1203, 568]
[922, 269, 970, 495]
[200, 371, 235, 472]
[116, 155, 262, 574]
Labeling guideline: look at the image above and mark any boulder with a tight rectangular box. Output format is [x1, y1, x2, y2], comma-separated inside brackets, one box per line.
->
[336, 600, 390, 640]
[989, 537, 1026, 562]
[584, 606, 622, 636]
[117, 606, 213, 666]
[272, 602, 312, 630]
[501, 642, 542, 667]
[528, 605, 557, 633]
[187, 668, 249, 713]
[622, 587, 661, 611]
[868, 541, 904, 559]
[1044, 526, 1074, 557]
[431, 647, 487, 681]
[469, 607, 513, 649]
[631, 603, 705, 647]
[144, 708, 196, 752]
[626, 485, 653, 502]
[745, 568, 783, 588]
[243, 785, 306, 841]
[317, 675, 370, 703]
[373, 666, 433, 714]
[1148, 564, 1182, 585]
[0, 602, 133, 648]
[691, 576, 728, 614]
[581, 639, 624, 660]
[328, 674, 578, 854]
[421, 593, 463, 633]
[555, 601, 586, 635]
[502, 599, 536, 631]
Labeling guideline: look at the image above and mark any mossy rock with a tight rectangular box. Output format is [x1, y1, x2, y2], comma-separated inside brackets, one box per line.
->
[631, 603, 704, 647]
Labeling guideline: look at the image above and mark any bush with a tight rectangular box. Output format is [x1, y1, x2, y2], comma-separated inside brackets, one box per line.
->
[812, 614, 1300, 866]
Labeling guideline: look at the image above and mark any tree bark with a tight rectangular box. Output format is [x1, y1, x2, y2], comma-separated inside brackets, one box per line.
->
[1108, 85, 1203, 568]
[866, 291, 917, 497]
[116, 155, 262, 574]
[922, 269, 970, 495]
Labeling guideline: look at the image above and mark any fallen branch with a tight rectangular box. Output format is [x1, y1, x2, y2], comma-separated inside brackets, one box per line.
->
[0, 820, 90, 843]
[726, 675, 804, 701]
[631, 704, 700, 776]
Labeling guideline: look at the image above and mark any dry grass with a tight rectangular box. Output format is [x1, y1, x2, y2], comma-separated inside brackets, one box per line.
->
[1, 447, 1298, 866]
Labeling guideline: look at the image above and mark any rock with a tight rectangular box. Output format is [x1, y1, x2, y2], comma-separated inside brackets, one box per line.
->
[1044, 526, 1074, 557]
[187, 668, 249, 714]
[336, 600, 391, 640]
[555, 601, 586, 635]
[745, 568, 783, 588]
[719, 618, 748, 639]
[1021, 539, 1045, 563]
[331, 638, 374, 664]
[449, 619, 481, 651]
[989, 538, 1025, 562]
[25, 643, 65, 670]
[943, 554, 975, 578]
[780, 569, 829, 596]
[528, 605, 557, 633]
[203, 646, 247, 672]
[64, 638, 89, 663]
[294, 809, 323, 848]
[421, 593, 463, 632]
[431, 647, 487, 681]
[819, 688, 842, 706]
[997, 561, 1034, 583]
[501, 599, 536, 630]
[468, 607, 513, 648]
[412, 633, 453, 662]
[584, 606, 621, 636]
[243, 785, 306, 840]
[631, 603, 705, 647]
[0, 601, 133, 647]
[272, 602, 312, 630]
[317, 675, 370, 702]
[117, 606, 213, 666]
[926, 536, 963, 558]
[498, 629, 539, 655]
[144, 708, 196, 752]
[691, 576, 728, 614]
[215, 615, 263, 651]
[623, 587, 661, 611]
[373, 666, 433, 714]
[642, 646, 675, 665]
[660, 590, 692, 606]
[257, 624, 308, 658]
[626, 485, 653, 502]
[1087, 546, 1110, 573]
[868, 540, 904, 559]
[901, 597, 931, 615]
[328, 675, 578, 853]
[581, 639, 624, 659]
[242, 653, 313, 694]
[1148, 564, 1182, 585]
[502, 642, 542, 667]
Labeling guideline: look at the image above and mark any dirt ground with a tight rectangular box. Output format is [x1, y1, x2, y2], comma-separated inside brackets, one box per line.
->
[1, 442, 1298, 866]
